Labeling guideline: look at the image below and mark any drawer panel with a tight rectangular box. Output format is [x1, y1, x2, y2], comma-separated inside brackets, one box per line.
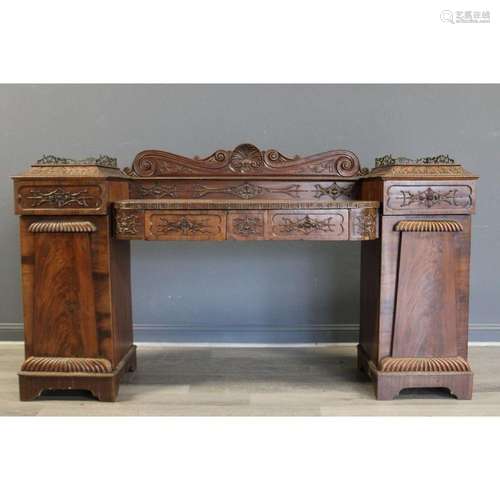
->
[268, 210, 348, 240]
[16, 183, 104, 214]
[146, 211, 226, 240]
[385, 182, 474, 215]
[227, 211, 265, 240]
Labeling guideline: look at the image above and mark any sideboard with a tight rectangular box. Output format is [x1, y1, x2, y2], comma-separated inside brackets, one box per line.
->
[12, 144, 478, 401]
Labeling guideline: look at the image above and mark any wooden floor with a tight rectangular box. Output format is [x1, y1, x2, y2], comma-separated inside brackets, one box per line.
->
[1, 343, 499, 416]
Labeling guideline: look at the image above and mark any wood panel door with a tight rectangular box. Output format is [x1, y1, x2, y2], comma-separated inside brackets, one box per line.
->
[30, 231, 98, 358]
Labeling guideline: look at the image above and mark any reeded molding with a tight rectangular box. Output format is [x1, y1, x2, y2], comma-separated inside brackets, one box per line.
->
[28, 221, 97, 233]
[21, 356, 112, 373]
[394, 220, 463, 232]
[115, 199, 379, 210]
[379, 356, 471, 373]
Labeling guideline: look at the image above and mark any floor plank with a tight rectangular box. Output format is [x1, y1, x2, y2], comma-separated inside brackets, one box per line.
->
[1, 343, 499, 416]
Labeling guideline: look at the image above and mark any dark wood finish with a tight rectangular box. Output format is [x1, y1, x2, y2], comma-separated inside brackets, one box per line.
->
[129, 179, 358, 201]
[359, 158, 477, 399]
[146, 211, 227, 241]
[12, 146, 478, 401]
[125, 144, 365, 178]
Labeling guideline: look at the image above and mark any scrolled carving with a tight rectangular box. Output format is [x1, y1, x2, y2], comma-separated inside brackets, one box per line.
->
[21, 356, 112, 373]
[28, 221, 97, 233]
[138, 182, 177, 198]
[394, 220, 463, 232]
[158, 216, 209, 236]
[400, 187, 457, 209]
[278, 215, 338, 235]
[379, 356, 470, 373]
[25, 187, 94, 208]
[125, 144, 363, 177]
[116, 213, 139, 235]
[192, 182, 302, 200]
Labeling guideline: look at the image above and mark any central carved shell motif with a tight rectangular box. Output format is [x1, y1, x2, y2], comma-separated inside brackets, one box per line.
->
[229, 144, 264, 173]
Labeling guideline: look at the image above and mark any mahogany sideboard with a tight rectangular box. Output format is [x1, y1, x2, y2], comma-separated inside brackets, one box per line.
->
[12, 144, 478, 401]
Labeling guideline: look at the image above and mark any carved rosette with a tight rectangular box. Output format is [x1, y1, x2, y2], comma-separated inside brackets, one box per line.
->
[232, 215, 263, 236]
[116, 213, 139, 235]
[21, 356, 112, 374]
[379, 357, 470, 373]
[125, 144, 363, 177]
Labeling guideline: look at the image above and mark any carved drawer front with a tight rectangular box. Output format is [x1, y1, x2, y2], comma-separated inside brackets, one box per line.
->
[146, 211, 226, 240]
[268, 210, 348, 240]
[227, 211, 265, 240]
[385, 182, 474, 215]
[16, 183, 104, 214]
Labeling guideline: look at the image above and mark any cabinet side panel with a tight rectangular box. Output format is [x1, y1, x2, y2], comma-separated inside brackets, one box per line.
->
[32, 232, 98, 357]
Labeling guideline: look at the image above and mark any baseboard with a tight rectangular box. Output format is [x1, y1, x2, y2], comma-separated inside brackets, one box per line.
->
[1, 322, 500, 343]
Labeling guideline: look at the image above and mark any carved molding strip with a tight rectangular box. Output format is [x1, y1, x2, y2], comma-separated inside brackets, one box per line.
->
[28, 221, 97, 233]
[379, 356, 470, 373]
[115, 199, 379, 210]
[21, 356, 112, 373]
[394, 220, 463, 232]
[125, 143, 364, 177]
[369, 155, 476, 178]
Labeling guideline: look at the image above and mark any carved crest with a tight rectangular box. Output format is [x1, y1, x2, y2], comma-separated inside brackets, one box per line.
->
[124, 143, 363, 178]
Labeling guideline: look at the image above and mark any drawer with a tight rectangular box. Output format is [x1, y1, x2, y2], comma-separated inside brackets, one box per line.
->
[146, 211, 226, 240]
[227, 211, 265, 240]
[384, 181, 474, 215]
[16, 182, 104, 214]
[268, 210, 348, 240]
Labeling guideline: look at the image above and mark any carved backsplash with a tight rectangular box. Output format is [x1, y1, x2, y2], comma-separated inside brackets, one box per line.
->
[124, 143, 365, 178]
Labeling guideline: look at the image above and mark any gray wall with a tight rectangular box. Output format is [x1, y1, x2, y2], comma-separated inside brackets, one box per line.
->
[0, 84, 499, 342]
